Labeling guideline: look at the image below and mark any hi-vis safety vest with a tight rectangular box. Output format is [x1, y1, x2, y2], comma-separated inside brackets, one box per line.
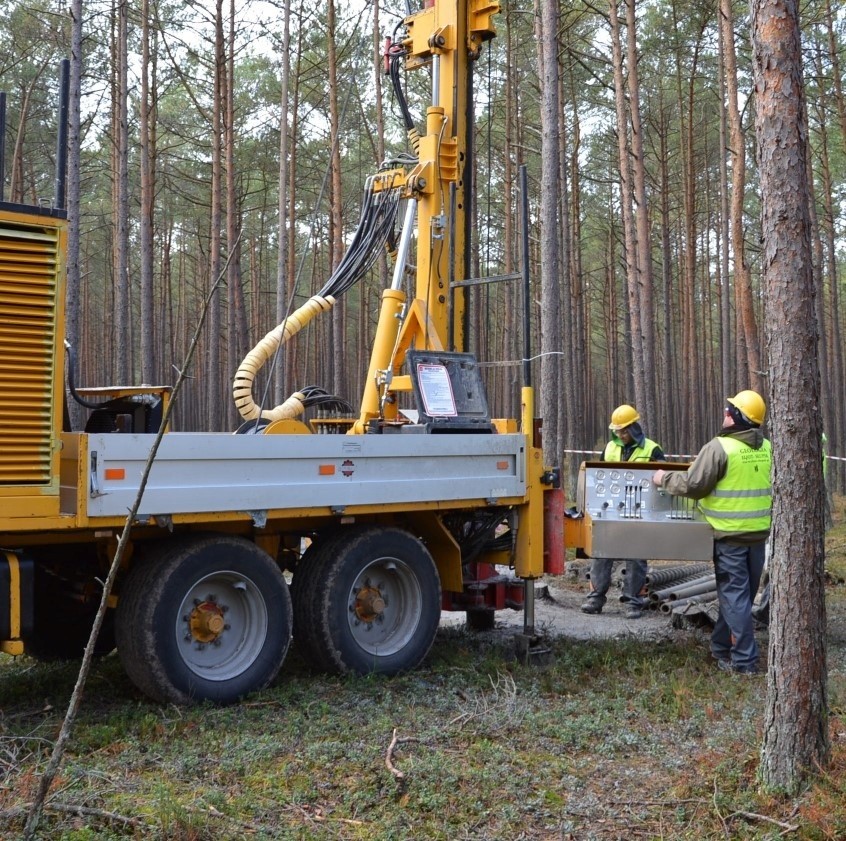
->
[603, 437, 661, 463]
[698, 437, 772, 533]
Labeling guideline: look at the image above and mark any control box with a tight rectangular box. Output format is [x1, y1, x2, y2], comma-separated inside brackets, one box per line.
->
[576, 461, 713, 561]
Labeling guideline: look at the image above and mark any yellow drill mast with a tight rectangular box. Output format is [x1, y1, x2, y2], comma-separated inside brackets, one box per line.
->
[352, 0, 498, 433]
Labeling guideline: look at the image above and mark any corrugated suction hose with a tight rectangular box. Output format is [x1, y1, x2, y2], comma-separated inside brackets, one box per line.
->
[232, 294, 335, 422]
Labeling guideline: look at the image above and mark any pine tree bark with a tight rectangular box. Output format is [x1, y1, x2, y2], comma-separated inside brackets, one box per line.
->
[113, 0, 131, 383]
[275, 0, 292, 401]
[536, 0, 562, 463]
[656, 89, 677, 452]
[285, 27, 303, 393]
[503, 8, 516, 421]
[820, 3, 846, 493]
[609, 0, 643, 414]
[207, 0, 225, 430]
[721, 0, 762, 393]
[139, 0, 155, 384]
[567, 52, 589, 442]
[65, 0, 84, 429]
[716, 21, 733, 400]
[225, 0, 248, 428]
[557, 68, 575, 474]
[751, 0, 829, 794]
[327, 0, 345, 396]
[809, 73, 844, 496]
[624, 0, 656, 428]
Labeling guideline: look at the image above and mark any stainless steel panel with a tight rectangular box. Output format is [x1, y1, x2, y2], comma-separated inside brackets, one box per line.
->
[578, 461, 713, 561]
[584, 516, 714, 561]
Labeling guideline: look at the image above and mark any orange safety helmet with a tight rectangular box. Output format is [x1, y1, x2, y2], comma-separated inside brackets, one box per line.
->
[609, 404, 640, 431]
[726, 390, 766, 426]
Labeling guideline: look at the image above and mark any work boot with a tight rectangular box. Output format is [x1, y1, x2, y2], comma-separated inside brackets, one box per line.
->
[580, 598, 603, 615]
[717, 659, 759, 676]
[624, 607, 643, 620]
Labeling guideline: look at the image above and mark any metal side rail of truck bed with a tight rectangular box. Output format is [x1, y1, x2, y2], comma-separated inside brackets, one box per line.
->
[55, 431, 529, 525]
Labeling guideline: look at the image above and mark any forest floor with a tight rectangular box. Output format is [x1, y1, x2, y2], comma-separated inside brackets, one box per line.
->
[1, 507, 845, 840]
[441, 564, 688, 644]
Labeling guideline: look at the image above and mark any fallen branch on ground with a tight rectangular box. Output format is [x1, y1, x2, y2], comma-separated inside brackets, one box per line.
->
[3, 801, 152, 830]
[385, 728, 421, 793]
[728, 810, 799, 833]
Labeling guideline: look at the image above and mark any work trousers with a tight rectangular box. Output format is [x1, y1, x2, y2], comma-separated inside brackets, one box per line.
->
[587, 558, 648, 609]
[710, 539, 766, 671]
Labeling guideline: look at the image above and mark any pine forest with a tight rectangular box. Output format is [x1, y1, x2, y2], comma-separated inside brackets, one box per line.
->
[0, 0, 843, 493]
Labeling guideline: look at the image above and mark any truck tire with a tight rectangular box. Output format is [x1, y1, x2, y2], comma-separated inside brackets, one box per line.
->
[292, 530, 349, 668]
[115, 535, 291, 705]
[294, 527, 440, 675]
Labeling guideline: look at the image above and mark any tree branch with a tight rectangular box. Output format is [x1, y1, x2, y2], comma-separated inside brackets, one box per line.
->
[23, 241, 239, 839]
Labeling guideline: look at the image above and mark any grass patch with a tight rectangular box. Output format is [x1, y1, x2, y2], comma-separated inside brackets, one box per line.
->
[1, 498, 845, 839]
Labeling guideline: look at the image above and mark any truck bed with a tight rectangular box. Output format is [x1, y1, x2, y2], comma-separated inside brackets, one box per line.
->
[63, 431, 527, 522]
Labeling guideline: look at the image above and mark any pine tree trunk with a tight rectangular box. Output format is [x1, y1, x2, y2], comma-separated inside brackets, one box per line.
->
[114, 0, 130, 383]
[66, 0, 84, 429]
[810, 82, 845, 496]
[557, 70, 575, 472]
[609, 0, 643, 415]
[275, 0, 292, 401]
[327, 0, 344, 396]
[536, 0, 562, 461]
[139, 0, 155, 384]
[226, 0, 248, 429]
[624, 0, 656, 428]
[721, 0, 762, 394]
[717, 22, 732, 401]
[656, 95, 677, 452]
[752, 0, 830, 794]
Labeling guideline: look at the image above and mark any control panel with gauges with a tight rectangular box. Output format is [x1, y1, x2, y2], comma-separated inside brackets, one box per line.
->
[575, 461, 714, 561]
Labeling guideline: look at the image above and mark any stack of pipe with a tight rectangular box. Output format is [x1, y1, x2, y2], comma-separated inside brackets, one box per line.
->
[651, 573, 717, 614]
[618, 562, 718, 620]
[644, 563, 711, 587]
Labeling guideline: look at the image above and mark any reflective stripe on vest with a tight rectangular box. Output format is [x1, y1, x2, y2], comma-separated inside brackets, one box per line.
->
[603, 437, 661, 463]
[698, 437, 772, 532]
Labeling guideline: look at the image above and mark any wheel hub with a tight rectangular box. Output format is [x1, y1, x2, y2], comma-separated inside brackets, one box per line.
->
[189, 600, 226, 643]
[354, 586, 386, 624]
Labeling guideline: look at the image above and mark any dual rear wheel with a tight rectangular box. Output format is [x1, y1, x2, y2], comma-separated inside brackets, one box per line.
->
[115, 527, 441, 704]
[293, 526, 441, 675]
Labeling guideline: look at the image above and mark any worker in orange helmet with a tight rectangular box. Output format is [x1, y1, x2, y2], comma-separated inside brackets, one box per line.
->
[581, 404, 665, 620]
[653, 390, 771, 675]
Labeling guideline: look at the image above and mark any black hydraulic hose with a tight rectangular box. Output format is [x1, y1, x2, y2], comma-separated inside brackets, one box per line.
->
[64, 342, 111, 410]
[317, 184, 402, 300]
[520, 164, 531, 387]
[389, 50, 415, 133]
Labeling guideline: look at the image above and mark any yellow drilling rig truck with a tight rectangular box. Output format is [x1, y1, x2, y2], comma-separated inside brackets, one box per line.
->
[0, 0, 568, 704]
[0, 0, 713, 705]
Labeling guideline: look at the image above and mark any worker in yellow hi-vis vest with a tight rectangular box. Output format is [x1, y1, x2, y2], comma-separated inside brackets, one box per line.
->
[581, 404, 665, 620]
[652, 391, 771, 675]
